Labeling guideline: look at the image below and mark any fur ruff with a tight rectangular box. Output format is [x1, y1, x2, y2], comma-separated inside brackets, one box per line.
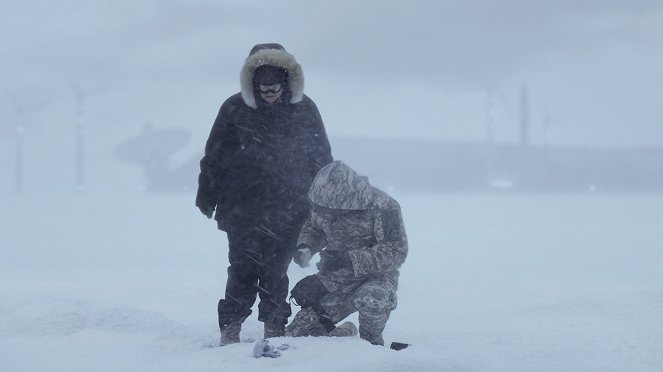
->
[240, 48, 304, 109]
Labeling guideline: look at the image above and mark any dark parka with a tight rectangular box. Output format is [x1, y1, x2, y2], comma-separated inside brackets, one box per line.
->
[196, 44, 333, 231]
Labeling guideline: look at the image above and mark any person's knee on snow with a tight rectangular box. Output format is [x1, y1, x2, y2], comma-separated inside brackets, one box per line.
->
[353, 283, 397, 346]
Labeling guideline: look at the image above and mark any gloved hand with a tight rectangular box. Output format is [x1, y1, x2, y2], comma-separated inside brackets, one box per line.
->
[293, 244, 313, 268]
[197, 204, 215, 219]
[317, 249, 351, 272]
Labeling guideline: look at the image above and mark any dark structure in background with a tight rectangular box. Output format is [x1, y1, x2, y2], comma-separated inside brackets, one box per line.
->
[113, 124, 192, 192]
[114, 127, 663, 193]
[334, 138, 663, 193]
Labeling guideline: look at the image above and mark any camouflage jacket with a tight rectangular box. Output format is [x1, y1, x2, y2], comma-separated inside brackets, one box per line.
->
[298, 187, 408, 292]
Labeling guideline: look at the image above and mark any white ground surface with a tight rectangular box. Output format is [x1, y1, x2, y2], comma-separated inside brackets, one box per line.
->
[2, 192, 662, 371]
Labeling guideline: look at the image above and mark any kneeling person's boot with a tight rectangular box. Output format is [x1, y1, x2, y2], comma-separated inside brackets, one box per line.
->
[220, 317, 245, 346]
[327, 321, 358, 337]
[264, 321, 285, 338]
[360, 331, 384, 346]
[285, 307, 328, 337]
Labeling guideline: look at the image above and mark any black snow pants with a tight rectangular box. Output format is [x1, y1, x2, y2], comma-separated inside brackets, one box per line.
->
[217, 219, 302, 331]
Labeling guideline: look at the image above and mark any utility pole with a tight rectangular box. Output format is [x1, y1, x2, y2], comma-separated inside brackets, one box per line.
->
[15, 120, 24, 195]
[67, 77, 86, 192]
[485, 91, 496, 145]
[542, 105, 552, 146]
[519, 85, 530, 148]
[9, 94, 25, 195]
[484, 90, 497, 189]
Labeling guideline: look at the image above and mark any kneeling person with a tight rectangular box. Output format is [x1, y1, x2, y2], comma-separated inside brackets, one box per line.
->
[286, 161, 408, 345]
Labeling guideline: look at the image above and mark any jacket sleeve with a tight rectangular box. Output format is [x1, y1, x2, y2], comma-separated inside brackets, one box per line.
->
[195, 101, 234, 210]
[347, 206, 408, 277]
[304, 98, 333, 171]
[297, 212, 327, 253]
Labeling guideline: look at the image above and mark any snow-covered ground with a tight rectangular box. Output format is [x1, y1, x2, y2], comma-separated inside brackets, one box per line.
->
[1, 192, 662, 371]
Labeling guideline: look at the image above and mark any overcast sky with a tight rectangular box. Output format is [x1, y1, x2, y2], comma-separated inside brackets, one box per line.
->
[1, 0, 662, 192]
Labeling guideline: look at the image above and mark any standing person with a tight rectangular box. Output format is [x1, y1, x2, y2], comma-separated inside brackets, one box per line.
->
[196, 43, 333, 345]
[286, 160, 408, 346]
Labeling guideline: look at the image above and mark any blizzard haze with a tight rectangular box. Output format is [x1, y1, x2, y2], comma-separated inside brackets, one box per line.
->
[1, 2, 663, 371]
[1, 0, 663, 193]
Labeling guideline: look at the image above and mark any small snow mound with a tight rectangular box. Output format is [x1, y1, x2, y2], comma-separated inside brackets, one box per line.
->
[0, 296, 206, 343]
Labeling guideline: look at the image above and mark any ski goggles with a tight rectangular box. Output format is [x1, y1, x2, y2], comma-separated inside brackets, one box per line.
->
[258, 85, 283, 95]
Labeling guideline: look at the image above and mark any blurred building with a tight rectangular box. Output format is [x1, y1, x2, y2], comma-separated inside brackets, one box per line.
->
[114, 128, 663, 193]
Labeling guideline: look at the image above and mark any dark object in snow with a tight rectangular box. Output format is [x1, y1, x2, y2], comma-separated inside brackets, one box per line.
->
[252, 339, 289, 358]
[389, 341, 410, 351]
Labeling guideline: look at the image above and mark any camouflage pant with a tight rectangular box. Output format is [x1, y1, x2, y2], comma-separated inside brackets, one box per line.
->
[352, 279, 397, 345]
[287, 277, 397, 344]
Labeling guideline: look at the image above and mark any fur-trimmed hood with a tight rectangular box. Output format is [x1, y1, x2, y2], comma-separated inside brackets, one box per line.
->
[240, 43, 305, 109]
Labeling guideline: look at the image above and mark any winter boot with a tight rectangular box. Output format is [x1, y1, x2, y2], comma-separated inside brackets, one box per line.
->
[285, 307, 328, 337]
[264, 322, 286, 338]
[327, 321, 358, 337]
[220, 317, 245, 346]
